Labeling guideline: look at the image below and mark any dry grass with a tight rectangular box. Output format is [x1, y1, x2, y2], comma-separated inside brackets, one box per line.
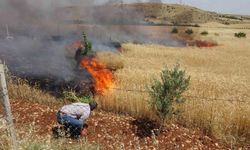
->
[2, 23, 250, 147]
[1, 82, 99, 149]
[0, 122, 99, 150]
[7, 78, 64, 106]
[0, 117, 10, 149]
[96, 51, 124, 71]
[97, 25, 250, 145]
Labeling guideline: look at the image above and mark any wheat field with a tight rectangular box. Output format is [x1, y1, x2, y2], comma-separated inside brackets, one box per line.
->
[5, 24, 250, 146]
[97, 25, 250, 145]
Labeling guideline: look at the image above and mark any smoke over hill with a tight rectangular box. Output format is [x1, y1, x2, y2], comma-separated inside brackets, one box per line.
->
[0, 0, 181, 91]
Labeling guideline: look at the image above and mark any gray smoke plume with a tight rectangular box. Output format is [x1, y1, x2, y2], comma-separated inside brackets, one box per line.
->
[0, 0, 181, 84]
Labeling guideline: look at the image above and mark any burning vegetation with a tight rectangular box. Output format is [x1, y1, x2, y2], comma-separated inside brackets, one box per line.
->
[186, 40, 218, 48]
[80, 57, 114, 94]
[0, 34, 116, 97]
[0, 1, 186, 88]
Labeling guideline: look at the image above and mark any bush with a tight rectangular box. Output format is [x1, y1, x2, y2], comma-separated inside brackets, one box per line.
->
[200, 31, 208, 36]
[234, 32, 246, 38]
[185, 29, 193, 35]
[194, 24, 200, 27]
[148, 64, 190, 130]
[82, 32, 93, 55]
[63, 91, 94, 103]
[171, 27, 178, 34]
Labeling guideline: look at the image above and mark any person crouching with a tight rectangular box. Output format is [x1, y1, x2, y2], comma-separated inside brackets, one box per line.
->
[56, 101, 97, 138]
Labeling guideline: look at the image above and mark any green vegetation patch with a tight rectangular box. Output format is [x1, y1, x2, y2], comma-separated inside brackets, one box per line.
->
[171, 27, 178, 34]
[148, 64, 190, 130]
[200, 31, 208, 36]
[234, 32, 246, 38]
[185, 29, 193, 35]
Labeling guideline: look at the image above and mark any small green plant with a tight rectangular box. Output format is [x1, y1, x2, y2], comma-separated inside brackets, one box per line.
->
[63, 91, 94, 103]
[171, 27, 178, 34]
[81, 32, 93, 55]
[185, 29, 193, 35]
[234, 32, 246, 38]
[148, 64, 190, 131]
[200, 31, 208, 36]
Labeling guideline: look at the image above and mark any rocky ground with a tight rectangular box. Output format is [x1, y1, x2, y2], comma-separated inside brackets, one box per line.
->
[3, 100, 233, 149]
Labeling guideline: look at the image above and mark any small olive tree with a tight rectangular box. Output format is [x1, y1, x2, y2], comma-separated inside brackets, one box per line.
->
[171, 27, 178, 34]
[148, 64, 190, 130]
[185, 29, 193, 35]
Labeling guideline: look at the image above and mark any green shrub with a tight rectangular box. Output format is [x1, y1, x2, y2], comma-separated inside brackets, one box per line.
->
[200, 31, 208, 36]
[194, 24, 200, 27]
[171, 27, 178, 34]
[63, 91, 94, 103]
[148, 64, 190, 130]
[82, 32, 93, 55]
[185, 29, 193, 35]
[234, 32, 246, 38]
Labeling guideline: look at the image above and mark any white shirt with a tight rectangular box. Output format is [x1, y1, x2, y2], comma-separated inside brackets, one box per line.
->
[60, 103, 91, 122]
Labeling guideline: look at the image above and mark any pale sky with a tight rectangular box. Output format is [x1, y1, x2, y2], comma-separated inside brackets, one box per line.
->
[120, 0, 250, 15]
[160, 0, 250, 15]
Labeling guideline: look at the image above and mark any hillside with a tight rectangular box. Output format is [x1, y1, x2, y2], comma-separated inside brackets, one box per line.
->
[61, 3, 250, 26]
[127, 3, 250, 25]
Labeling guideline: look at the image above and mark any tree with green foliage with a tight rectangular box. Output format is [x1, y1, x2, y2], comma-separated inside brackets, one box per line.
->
[81, 32, 92, 55]
[171, 27, 178, 34]
[185, 29, 193, 35]
[148, 64, 190, 131]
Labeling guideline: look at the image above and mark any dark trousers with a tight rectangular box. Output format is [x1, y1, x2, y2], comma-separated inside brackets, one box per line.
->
[57, 112, 84, 137]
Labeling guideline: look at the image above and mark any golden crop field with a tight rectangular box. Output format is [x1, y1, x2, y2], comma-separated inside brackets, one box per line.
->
[97, 24, 250, 144]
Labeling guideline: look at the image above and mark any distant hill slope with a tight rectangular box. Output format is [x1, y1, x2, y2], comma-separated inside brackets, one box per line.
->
[61, 3, 250, 25]
[121, 3, 250, 25]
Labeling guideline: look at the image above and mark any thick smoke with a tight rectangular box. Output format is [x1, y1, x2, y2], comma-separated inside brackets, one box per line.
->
[0, 0, 180, 83]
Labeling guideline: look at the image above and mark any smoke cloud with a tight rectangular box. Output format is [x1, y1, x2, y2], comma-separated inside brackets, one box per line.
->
[0, 0, 180, 84]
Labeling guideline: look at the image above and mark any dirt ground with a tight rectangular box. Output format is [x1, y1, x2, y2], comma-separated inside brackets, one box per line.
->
[4, 100, 233, 150]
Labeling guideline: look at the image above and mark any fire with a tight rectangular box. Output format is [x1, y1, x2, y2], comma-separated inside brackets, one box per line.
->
[195, 40, 218, 48]
[186, 40, 218, 48]
[80, 57, 114, 94]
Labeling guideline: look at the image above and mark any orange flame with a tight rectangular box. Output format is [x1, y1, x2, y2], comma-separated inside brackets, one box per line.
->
[80, 57, 114, 94]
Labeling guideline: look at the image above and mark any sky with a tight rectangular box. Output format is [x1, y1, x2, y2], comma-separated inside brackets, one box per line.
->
[123, 0, 250, 15]
[2, 0, 248, 16]
[161, 0, 250, 15]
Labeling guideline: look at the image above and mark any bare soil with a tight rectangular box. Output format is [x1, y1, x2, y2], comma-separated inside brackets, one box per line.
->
[3, 100, 233, 149]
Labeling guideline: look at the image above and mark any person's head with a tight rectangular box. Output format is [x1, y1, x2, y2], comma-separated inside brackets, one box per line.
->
[89, 101, 97, 111]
